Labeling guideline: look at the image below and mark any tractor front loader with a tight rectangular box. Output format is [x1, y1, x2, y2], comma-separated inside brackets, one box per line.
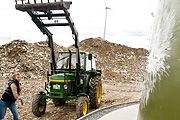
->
[15, 0, 102, 118]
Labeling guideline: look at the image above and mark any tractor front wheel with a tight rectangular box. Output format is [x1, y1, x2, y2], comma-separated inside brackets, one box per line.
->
[89, 76, 102, 108]
[76, 96, 89, 118]
[32, 94, 46, 116]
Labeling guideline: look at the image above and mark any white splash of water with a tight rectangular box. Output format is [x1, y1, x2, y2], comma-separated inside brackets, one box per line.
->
[141, 1, 177, 105]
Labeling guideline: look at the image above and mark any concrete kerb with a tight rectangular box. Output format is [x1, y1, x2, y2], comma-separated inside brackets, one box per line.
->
[77, 101, 140, 120]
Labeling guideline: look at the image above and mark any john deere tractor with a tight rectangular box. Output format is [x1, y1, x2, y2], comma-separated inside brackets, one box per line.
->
[15, 0, 102, 117]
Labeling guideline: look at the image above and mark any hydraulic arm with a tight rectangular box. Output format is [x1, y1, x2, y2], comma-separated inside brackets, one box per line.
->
[15, 0, 81, 78]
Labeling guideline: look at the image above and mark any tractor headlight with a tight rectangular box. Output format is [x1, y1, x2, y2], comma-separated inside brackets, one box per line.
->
[46, 82, 51, 89]
[80, 79, 83, 84]
[53, 84, 60, 89]
[47, 85, 51, 89]
[63, 84, 68, 89]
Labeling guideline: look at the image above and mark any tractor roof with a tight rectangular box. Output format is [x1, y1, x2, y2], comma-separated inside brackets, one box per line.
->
[58, 51, 87, 54]
[58, 51, 96, 57]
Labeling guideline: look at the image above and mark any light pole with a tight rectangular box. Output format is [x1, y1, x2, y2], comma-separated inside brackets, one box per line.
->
[103, 7, 111, 40]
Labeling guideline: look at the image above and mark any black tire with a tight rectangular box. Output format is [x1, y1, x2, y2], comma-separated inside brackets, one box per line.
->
[89, 76, 102, 108]
[53, 99, 66, 106]
[32, 94, 46, 117]
[76, 96, 89, 118]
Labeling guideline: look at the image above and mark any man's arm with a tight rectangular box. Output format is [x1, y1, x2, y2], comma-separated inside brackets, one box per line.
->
[10, 83, 18, 100]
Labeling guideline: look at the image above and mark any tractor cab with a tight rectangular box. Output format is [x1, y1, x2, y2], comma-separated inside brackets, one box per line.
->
[56, 51, 96, 72]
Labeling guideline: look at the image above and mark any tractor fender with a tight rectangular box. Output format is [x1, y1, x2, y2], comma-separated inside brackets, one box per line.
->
[79, 93, 88, 97]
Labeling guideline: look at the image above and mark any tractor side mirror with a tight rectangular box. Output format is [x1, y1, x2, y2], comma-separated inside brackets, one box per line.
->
[88, 54, 92, 60]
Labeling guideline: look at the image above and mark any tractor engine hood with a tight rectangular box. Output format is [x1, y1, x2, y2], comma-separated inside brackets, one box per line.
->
[50, 73, 75, 83]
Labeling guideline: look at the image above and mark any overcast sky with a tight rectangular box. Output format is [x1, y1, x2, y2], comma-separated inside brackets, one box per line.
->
[0, 0, 158, 49]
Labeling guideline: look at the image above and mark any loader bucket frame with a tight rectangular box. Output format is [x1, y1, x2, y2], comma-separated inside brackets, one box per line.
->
[15, 0, 81, 84]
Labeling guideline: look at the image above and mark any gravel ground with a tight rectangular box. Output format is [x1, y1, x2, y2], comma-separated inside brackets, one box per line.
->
[0, 79, 143, 120]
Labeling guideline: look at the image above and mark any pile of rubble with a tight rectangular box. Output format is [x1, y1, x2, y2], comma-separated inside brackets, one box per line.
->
[0, 38, 148, 81]
[69, 37, 149, 82]
[0, 39, 64, 80]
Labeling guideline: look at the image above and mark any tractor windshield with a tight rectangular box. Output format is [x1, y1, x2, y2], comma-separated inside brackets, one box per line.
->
[56, 52, 84, 69]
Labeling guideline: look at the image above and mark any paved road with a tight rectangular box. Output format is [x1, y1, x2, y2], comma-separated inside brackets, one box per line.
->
[99, 104, 139, 120]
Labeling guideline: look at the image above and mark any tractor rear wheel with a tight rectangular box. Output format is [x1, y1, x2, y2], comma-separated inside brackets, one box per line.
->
[76, 96, 89, 118]
[89, 76, 102, 108]
[53, 99, 66, 106]
[32, 94, 46, 116]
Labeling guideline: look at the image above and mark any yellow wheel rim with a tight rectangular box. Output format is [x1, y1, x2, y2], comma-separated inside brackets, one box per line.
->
[97, 81, 102, 104]
[39, 98, 45, 112]
[83, 101, 88, 115]
[39, 106, 45, 112]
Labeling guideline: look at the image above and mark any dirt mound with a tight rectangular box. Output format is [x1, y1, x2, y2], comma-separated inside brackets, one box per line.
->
[0, 39, 64, 80]
[69, 37, 149, 81]
[0, 38, 148, 81]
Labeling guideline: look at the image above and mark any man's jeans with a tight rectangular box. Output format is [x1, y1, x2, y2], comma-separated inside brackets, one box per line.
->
[0, 100, 18, 120]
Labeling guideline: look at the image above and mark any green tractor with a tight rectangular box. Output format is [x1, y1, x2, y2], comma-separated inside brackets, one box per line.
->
[32, 51, 102, 117]
[15, 0, 102, 117]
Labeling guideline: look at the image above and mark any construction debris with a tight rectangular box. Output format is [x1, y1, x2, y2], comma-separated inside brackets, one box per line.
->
[69, 37, 149, 82]
[0, 39, 64, 80]
[0, 38, 148, 81]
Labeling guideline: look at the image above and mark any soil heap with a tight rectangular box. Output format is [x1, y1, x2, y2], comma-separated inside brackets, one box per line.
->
[0, 39, 64, 80]
[0, 38, 148, 81]
[69, 37, 149, 82]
